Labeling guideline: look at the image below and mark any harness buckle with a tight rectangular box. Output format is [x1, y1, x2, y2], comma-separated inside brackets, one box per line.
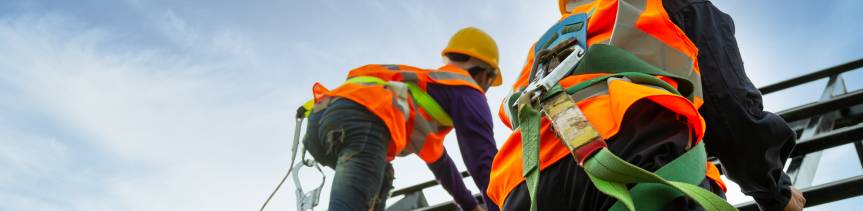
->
[516, 12, 599, 165]
[522, 45, 586, 102]
[292, 159, 326, 211]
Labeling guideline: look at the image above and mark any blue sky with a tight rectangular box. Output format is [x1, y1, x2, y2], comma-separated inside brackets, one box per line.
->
[1, 0, 862, 210]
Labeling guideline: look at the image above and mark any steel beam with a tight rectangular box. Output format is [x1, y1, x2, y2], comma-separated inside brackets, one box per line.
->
[736, 175, 863, 210]
[790, 123, 863, 157]
[778, 89, 863, 123]
[759, 58, 863, 94]
[390, 171, 470, 197]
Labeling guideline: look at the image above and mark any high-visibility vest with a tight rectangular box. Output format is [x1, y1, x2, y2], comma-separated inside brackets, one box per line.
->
[312, 64, 483, 163]
[488, 0, 725, 207]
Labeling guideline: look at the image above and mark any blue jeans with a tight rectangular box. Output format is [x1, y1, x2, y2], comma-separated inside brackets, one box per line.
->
[303, 99, 394, 211]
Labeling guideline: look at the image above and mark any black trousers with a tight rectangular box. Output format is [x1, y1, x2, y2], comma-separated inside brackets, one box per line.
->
[501, 100, 725, 210]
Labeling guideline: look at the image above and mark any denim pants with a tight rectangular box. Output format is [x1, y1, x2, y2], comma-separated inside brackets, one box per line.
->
[303, 99, 395, 211]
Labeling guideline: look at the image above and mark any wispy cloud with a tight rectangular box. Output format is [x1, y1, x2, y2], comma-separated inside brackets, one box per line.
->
[1, 1, 861, 211]
[0, 9, 301, 210]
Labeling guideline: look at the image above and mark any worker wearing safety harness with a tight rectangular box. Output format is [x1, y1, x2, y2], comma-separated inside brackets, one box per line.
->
[302, 27, 500, 211]
[486, 0, 804, 210]
[488, 0, 734, 210]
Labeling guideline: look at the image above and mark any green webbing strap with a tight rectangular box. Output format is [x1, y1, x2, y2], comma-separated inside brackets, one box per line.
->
[405, 83, 453, 127]
[608, 142, 710, 211]
[516, 43, 730, 211]
[520, 74, 731, 210]
[573, 44, 695, 100]
[562, 71, 681, 97]
[345, 76, 454, 127]
[505, 91, 523, 128]
[584, 142, 737, 211]
[518, 104, 542, 211]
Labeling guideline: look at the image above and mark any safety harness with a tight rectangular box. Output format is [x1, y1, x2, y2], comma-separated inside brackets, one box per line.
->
[510, 13, 736, 211]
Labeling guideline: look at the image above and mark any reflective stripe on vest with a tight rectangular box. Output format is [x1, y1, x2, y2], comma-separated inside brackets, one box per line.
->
[343, 76, 450, 158]
[319, 64, 482, 162]
[607, 0, 703, 104]
[345, 76, 412, 120]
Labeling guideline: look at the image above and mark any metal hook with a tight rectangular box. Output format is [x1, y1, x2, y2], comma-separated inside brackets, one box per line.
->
[292, 158, 326, 211]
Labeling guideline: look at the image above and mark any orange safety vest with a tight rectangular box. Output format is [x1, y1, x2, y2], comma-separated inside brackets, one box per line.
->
[312, 64, 484, 163]
[487, 0, 724, 207]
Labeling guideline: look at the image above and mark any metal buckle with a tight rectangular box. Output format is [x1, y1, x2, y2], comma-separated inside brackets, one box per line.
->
[515, 12, 605, 165]
[522, 44, 586, 101]
[292, 158, 326, 211]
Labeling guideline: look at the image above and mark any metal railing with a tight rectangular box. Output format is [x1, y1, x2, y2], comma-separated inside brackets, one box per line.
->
[735, 58, 863, 210]
[387, 58, 863, 211]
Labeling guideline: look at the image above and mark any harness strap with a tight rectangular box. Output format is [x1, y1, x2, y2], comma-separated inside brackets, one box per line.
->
[520, 102, 734, 211]
[504, 90, 523, 128]
[585, 143, 736, 211]
[561, 71, 680, 97]
[571, 44, 696, 100]
[342, 76, 454, 127]
[517, 90, 734, 210]
[515, 44, 735, 210]
[608, 142, 710, 211]
[518, 104, 543, 211]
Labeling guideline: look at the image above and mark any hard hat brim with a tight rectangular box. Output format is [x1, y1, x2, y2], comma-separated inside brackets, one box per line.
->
[441, 49, 502, 86]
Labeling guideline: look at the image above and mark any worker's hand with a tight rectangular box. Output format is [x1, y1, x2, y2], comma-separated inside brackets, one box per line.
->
[782, 186, 806, 211]
[470, 205, 486, 211]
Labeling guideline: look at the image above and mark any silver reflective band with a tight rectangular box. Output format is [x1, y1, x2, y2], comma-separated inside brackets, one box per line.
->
[384, 82, 411, 119]
[428, 71, 479, 85]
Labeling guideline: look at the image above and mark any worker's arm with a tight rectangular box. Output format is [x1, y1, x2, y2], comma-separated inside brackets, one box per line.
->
[427, 84, 499, 211]
[664, 1, 799, 210]
[427, 151, 480, 210]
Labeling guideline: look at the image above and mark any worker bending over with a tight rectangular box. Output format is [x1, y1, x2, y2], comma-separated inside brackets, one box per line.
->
[304, 27, 500, 211]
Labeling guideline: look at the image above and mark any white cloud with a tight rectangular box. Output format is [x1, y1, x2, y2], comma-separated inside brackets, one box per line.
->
[0, 12, 300, 211]
[2, 1, 861, 210]
[0, 1, 565, 209]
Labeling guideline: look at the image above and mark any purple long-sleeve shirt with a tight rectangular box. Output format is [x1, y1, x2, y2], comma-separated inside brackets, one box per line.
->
[425, 83, 499, 211]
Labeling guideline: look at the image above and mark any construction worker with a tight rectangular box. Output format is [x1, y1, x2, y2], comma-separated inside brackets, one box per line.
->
[303, 27, 500, 211]
[663, 0, 805, 210]
[486, 0, 801, 210]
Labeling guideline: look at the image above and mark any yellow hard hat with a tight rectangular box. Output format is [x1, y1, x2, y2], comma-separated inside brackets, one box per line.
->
[441, 27, 502, 86]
